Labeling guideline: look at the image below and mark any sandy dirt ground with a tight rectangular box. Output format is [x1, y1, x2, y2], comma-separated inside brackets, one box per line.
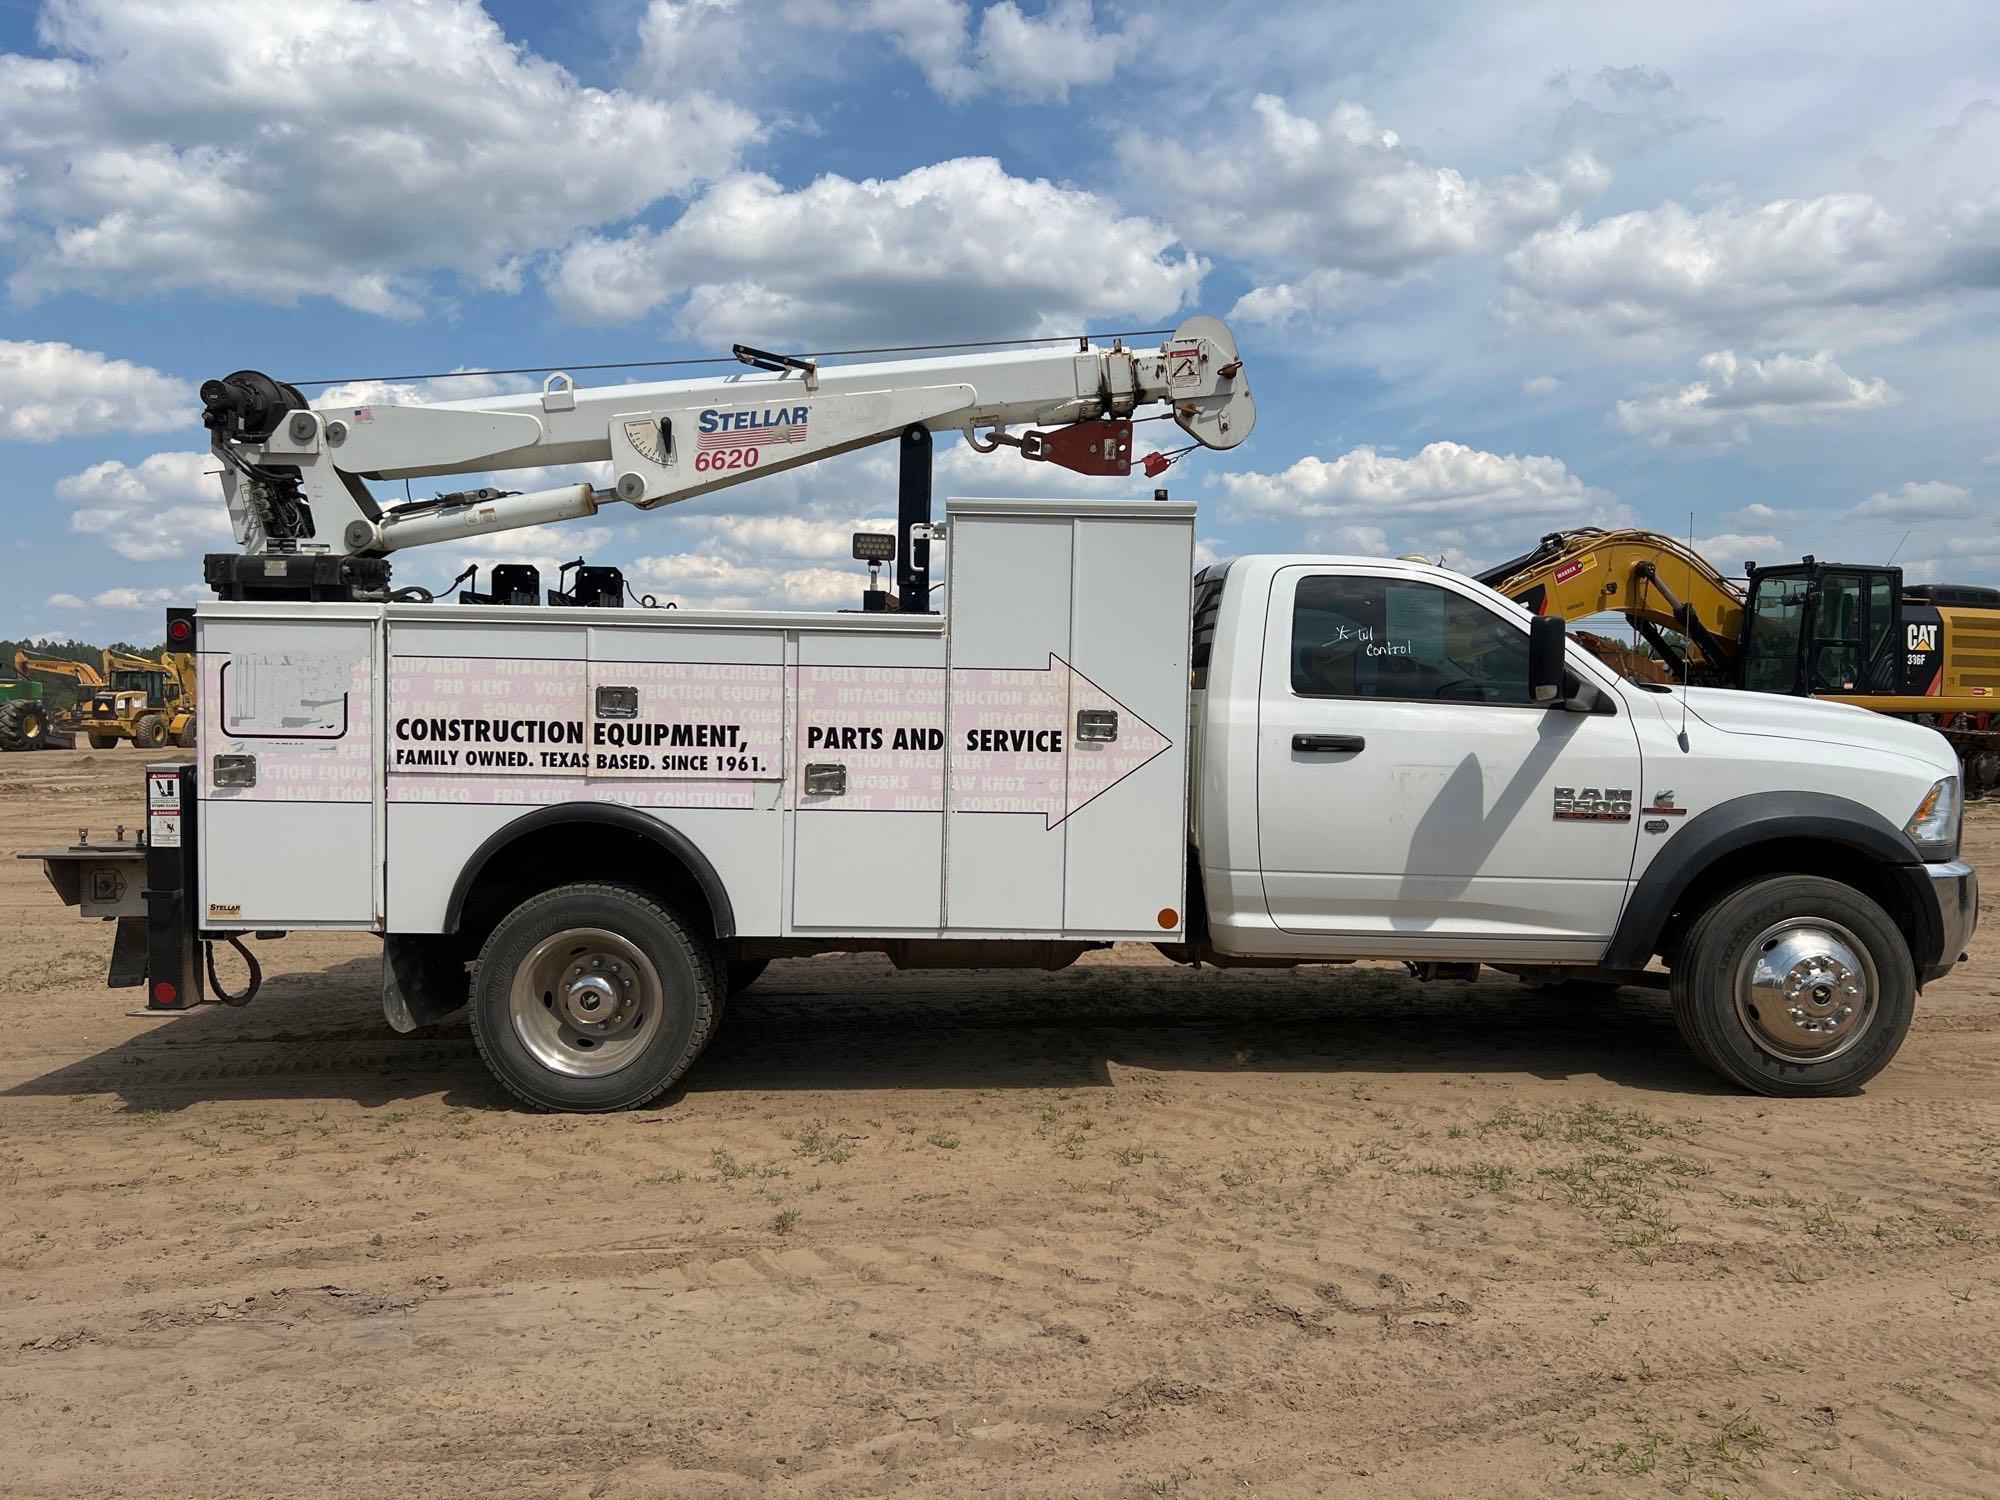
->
[1, 747, 1996, 1499]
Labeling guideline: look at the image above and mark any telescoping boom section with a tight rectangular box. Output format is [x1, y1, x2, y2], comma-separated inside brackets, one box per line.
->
[197, 318, 1254, 603]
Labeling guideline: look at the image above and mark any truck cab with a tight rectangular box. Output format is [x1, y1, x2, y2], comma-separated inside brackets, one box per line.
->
[1189, 553, 1976, 1095]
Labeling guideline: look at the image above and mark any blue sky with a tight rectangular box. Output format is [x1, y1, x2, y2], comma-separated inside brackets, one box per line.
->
[1, 0, 1996, 640]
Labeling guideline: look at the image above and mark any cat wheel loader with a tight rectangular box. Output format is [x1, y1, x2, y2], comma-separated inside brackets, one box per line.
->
[85, 649, 198, 749]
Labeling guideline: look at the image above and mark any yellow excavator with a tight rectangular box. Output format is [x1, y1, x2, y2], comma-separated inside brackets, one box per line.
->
[3, 653, 100, 750]
[89, 648, 197, 749]
[1478, 528, 2000, 794]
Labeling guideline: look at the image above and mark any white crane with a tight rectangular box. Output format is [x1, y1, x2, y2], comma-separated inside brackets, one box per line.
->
[198, 317, 1254, 605]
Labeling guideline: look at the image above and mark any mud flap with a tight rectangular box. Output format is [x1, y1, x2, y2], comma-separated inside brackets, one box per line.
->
[143, 764, 203, 1009]
[108, 915, 147, 988]
[382, 934, 470, 1034]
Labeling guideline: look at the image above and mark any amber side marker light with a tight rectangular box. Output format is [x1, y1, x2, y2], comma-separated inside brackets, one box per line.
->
[1157, 908, 1178, 929]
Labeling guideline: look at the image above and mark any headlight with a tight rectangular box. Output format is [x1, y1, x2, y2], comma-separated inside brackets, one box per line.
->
[1905, 775, 1962, 858]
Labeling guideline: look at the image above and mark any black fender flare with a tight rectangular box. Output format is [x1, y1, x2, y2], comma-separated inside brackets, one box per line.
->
[443, 804, 736, 939]
[1604, 790, 1933, 969]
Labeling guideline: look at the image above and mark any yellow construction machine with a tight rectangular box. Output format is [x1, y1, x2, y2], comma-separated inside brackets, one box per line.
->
[1478, 528, 2000, 793]
[88, 648, 197, 749]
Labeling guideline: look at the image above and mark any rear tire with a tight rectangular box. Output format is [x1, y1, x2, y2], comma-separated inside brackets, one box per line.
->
[1669, 875, 1914, 1096]
[132, 714, 167, 750]
[173, 719, 196, 749]
[469, 882, 720, 1112]
[86, 732, 120, 750]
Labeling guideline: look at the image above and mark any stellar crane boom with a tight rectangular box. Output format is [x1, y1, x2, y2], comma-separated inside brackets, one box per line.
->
[197, 318, 1254, 603]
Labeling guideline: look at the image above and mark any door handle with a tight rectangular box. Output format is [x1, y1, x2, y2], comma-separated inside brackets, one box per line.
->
[1292, 733, 1365, 753]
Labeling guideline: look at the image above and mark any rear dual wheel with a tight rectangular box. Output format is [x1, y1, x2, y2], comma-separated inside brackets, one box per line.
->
[469, 882, 720, 1112]
[1670, 876, 1914, 1097]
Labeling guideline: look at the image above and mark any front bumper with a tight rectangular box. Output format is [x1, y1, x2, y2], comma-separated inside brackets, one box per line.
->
[1920, 860, 1979, 983]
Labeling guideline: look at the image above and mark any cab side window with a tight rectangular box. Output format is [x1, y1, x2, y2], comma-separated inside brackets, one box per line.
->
[1291, 575, 1531, 704]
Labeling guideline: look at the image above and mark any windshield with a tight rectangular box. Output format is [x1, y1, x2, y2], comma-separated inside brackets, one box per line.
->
[1744, 574, 1809, 693]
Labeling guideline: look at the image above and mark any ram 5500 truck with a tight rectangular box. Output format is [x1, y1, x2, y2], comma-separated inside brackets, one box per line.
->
[30, 495, 1976, 1109]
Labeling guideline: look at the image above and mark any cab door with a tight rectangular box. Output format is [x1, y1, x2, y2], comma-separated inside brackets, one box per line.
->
[1254, 566, 1643, 958]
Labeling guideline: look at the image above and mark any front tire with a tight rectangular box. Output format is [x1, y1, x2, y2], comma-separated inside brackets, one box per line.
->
[469, 882, 719, 1112]
[0, 700, 36, 751]
[132, 713, 167, 750]
[1669, 875, 1914, 1096]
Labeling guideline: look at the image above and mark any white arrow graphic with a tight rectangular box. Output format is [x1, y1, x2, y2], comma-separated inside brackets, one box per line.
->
[949, 654, 1173, 829]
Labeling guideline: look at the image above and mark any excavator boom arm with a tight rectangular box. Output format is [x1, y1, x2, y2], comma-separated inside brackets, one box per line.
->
[14, 651, 104, 689]
[1479, 528, 1749, 676]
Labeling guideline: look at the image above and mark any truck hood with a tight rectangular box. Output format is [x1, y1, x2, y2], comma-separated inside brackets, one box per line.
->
[1666, 686, 1957, 774]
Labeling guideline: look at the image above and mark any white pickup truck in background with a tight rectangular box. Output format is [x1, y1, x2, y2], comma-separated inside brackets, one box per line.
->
[32, 494, 1976, 1110]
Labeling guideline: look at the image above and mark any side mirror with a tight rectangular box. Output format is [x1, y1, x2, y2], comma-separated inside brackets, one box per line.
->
[1529, 613, 1566, 704]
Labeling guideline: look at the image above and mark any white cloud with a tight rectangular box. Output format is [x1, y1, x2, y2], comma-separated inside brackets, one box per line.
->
[1522, 375, 1563, 396]
[628, 502, 932, 610]
[1224, 441, 1610, 522]
[696, 515, 897, 560]
[1691, 533, 1784, 571]
[972, 1, 1152, 103]
[1221, 440, 1626, 569]
[631, 552, 867, 611]
[49, 585, 197, 610]
[0, 339, 187, 441]
[548, 157, 1204, 343]
[1846, 480, 1979, 520]
[1139, 94, 1606, 319]
[632, 0, 1145, 104]
[1501, 192, 2000, 342]
[0, 0, 759, 316]
[1540, 65, 1713, 160]
[1229, 269, 1371, 329]
[313, 370, 539, 409]
[1310, 523, 1392, 556]
[54, 451, 229, 560]
[1612, 350, 1897, 448]
[1724, 501, 1799, 526]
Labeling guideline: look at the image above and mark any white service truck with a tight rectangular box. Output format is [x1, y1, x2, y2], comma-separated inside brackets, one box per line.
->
[28, 321, 1977, 1108]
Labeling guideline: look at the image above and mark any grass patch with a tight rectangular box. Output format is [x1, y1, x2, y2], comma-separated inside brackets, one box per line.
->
[784, 1119, 855, 1166]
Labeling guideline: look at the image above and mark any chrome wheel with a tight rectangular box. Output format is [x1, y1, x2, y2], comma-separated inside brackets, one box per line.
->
[1733, 917, 1878, 1064]
[508, 927, 664, 1078]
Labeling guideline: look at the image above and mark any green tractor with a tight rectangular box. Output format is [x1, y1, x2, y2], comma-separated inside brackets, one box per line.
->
[2, 653, 89, 751]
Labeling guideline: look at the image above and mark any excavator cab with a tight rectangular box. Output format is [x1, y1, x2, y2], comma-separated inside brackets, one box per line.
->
[1741, 562, 1904, 698]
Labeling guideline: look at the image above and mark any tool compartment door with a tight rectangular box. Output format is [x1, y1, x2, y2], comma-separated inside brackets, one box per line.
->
[942, 499, 1194, 938]
[197, 610, 379, 928]
[1060, 510, 1192, 934]
[791, 632, 948, 930]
